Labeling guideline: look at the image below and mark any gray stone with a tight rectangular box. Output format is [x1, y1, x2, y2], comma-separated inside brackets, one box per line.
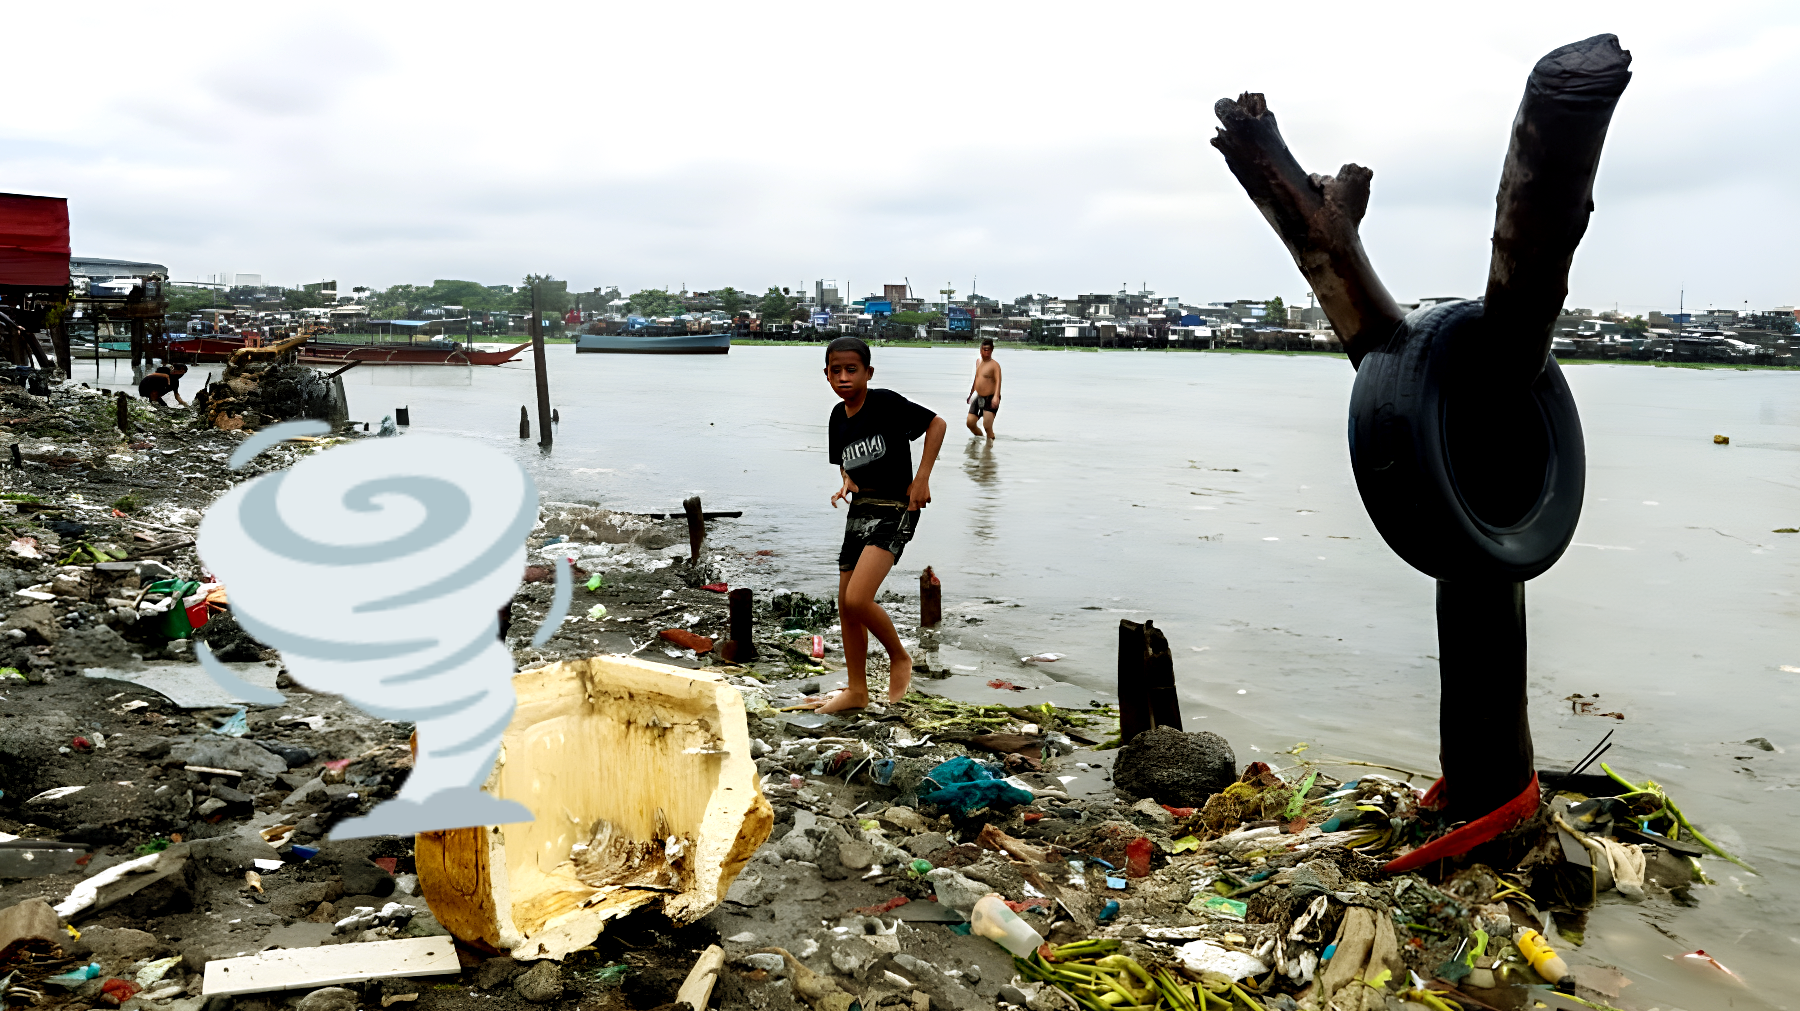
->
[1130, 797, 1175, 825]
[903, 832, 949, 857]
[513, 961, 564, 1003]
[829, 936, 878, 977]
[875, 806, 928, 834]
[195, 798, 227, 817]
[743, 952, 785, 974]
[1111, 726, 1236, 807]
[776, 828, 819, 863]
[337, 859, 394, 898]
[923, 867, 988, 915]
[998, 984, 1034, 1006]
[167, 736, 288, 778]
[965, 963, 981, 984]
[294, 988, 358, 1011]
[75, 925, 166, 963]
[837, 838, 876, 870]
[475, 956, 519, 990]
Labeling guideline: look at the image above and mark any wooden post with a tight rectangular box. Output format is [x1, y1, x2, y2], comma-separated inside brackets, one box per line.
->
[518, 406, 530, 439]
[10, 444, 21, 469]
[51, 321, 70, 377]
[919, 566, 942, 627]
[115, 392, 131, 436]
[1117, 620, 1151, 744]
[530, 282, 552, 449]
[130, 316, 145, 368]
[683, 496, 705, 561]
[724, 588, 756, 663]
[396, 406, 410, 426]
[1143, 620, 1182, 731]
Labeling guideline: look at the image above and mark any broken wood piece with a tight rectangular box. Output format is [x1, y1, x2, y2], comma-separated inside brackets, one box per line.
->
[1483, 34, 1633, 388]
[1210, 93, 1404, 366]
[723, 588, 756, 663]
[201, 936, 460, 996]
[184, 765, 244, 777]
[415, 654, 772, 961]
[675, 944, 725, 1011]
[974, 824, 1051, 865]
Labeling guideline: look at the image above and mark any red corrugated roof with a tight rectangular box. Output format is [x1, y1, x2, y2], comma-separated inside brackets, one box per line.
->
[0, 193, 69, 287]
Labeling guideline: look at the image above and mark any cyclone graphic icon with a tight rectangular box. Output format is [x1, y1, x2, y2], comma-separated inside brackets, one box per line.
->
[196, 424, 538, 839]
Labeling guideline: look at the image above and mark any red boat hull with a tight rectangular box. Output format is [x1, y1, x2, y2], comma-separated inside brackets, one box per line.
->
[297, 342, 531, 366]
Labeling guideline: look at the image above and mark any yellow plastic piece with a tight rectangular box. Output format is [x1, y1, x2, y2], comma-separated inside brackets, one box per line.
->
[1515, 929, 1570, 982]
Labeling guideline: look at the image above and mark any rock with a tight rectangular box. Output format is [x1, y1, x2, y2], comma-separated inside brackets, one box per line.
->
[744, 952, 785, 974]
[398, 907, 449, 938]
[924, 867, 988, 915]
[76, 925, 165, 963]
[829, 936, 879, 977]
[814, 829, 849, 881]
[338, 859, 394, 898]
[725, 931, 758, 944]
[195, 798, 227, 817]
[998, 983, 1034, 1006]
[474, 956, 519, 990]
[776, 828, 819, 863]
[837, 838, 876, 870]
[189, 613, 269, 663]
[294, 987, 358, 1011]
[250, 740, 314, 768]
[1131, 798, 1175, 826]
[1, 604, 60, 645]
[166, 736, 288, 778]
[965, 963, 981, 984]
[283, 777, 328, 810]
[875, 806, 928, 834]
[903, 832, 949, 857]
[513, 961, 564, 1003]
[1112, 726, 1236, 807]
[267, 880, 344, 920]
[54, 624, 142, 671]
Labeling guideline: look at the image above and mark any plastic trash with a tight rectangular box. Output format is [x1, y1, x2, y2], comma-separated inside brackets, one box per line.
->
[1516, 929, 1570, 983]
[811, 635, 824, 659]
[970, 893, 1044, 957]
[1193, 895, 1247, 919]
[871, 758, 896, 786]
[211, 708, 248, 737]
[44, 963, 101, 988]
[908, 859, 933, 876]
[1125, 836, 1152, 877]
[585, 573, 604, 592]
[101, 978, 141, 1004]
[1105, 876, 1127, 890]
[586, 604, 607, 620]
[1020, 653, 1064, 662]
[917, 756, 1034, 816]
[1097, 900, 1120, 923]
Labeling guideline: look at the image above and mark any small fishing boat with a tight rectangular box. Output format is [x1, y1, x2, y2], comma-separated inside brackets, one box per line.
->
[297, 340, 531, 366]
[576, 331, 730, 355]
[165, 335, 250, 362]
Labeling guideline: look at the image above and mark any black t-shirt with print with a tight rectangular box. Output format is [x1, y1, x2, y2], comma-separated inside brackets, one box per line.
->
[828, 389, 937, 500]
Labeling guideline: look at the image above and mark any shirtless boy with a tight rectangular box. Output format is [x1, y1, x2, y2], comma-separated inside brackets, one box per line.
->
[819, 336, 947, 712]
[965, 338, 1001, 439]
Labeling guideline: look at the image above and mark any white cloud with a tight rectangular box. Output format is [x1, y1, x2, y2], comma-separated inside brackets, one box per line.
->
[2, 0, 1794, 312]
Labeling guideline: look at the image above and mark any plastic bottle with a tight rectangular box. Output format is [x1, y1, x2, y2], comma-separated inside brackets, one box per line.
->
[970, 893, 1043, 957]
[1515, 930, 1569, 983]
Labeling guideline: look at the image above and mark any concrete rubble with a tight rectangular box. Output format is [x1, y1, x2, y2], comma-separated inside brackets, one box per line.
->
[0, 381, 1736, 1011]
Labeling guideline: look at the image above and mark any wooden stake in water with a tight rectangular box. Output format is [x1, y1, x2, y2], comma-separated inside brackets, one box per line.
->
[683, 496, 705, 561]
[531, 282, 552, 449]
[919, 566, 941, 627]
[518, 406, 530, 439]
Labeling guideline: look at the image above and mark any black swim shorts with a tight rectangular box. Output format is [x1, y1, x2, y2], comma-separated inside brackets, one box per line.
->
[968, 394, 999, 416]
[839, 497, 919, 570]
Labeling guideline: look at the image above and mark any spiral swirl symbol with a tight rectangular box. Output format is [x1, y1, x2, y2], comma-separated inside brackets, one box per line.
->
[197, 432, 537, 839]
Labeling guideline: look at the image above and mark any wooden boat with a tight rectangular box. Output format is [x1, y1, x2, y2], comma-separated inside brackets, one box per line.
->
[166, 336, 249, 363]
[296, 340, 530, 366]
[576, 331, 730, 355]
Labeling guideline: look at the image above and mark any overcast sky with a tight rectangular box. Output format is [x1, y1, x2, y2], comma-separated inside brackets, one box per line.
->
[5, 2, 1795, 313]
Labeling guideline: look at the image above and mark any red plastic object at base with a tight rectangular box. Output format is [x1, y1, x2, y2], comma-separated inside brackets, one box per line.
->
[1382, 772, 1541, 874]
[100, 979, 140, 1006]
[1125, 836, 1153, 878]
[700, 582, 729, 592]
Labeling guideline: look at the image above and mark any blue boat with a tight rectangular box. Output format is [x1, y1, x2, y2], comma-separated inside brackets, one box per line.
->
[575, 331, 730, 355]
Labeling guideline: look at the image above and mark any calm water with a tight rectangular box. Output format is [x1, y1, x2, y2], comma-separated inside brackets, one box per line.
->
[76, 347, 1800, 1005]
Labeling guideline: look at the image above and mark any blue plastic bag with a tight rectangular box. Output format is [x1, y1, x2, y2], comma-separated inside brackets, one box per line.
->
[918, 756, 1034, 815]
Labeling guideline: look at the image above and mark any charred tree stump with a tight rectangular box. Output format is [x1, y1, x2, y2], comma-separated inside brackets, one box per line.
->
[919, 566, 942, 627]
[723, 588, 756, 663]
[1211, 35, 1631, 824]
[683, 496, 706, 561]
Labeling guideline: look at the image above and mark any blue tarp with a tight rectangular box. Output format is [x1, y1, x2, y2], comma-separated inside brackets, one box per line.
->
[917, 756, 1034, 815]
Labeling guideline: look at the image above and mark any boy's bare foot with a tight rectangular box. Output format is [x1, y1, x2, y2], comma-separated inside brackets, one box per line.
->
[815, 687, 869, 713]
[886, 650, 912, 703]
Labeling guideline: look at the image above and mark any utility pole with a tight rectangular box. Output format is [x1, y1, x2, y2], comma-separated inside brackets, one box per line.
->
[530, 281, 552, 450]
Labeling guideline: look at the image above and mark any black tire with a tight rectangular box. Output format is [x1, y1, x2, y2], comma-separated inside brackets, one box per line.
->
[1348, 298, 1585, 582]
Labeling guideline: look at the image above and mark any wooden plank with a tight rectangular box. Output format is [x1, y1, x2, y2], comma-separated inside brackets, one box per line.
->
[201, 937, 461, 996]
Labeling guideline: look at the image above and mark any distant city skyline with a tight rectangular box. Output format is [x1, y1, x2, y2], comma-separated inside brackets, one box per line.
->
[16, 2, 1796, 315]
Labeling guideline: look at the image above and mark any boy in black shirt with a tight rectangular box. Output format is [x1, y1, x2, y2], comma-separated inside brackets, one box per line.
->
[818, 336, 946, 712]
